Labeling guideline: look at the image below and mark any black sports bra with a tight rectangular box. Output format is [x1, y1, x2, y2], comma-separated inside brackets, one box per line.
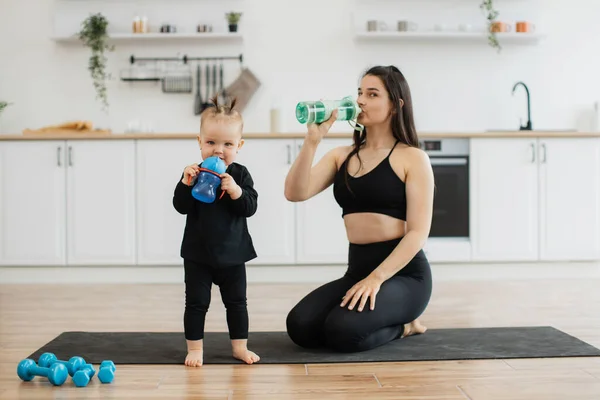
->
[332, 140, 407, 220]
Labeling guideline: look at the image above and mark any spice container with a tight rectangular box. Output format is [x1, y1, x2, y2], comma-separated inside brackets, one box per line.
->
[133, 16, 140, 33]
[140, 16, 148, 33]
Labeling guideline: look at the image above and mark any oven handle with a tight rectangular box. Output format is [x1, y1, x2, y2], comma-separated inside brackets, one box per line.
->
[430, 157, 467, 166]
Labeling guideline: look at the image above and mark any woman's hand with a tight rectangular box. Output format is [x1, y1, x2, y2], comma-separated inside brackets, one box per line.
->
[306, 109, 338, 144]
[340, 275, 383, 312]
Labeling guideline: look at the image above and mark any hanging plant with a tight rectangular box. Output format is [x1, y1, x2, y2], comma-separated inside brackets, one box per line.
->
[480, 0, 501, 52]
[0, 101, 11, 115]
[78, 13, 114, 111]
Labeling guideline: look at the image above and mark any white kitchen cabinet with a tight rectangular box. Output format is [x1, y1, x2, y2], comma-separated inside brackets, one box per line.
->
[470, 138, 539, 261]
[0, 141, 67, 266]
[4, 135, 599, 269]
[538, 138, 600, 261]
[470, 137, 600, 262]
[66, 140, 136, 265]
[235, 139, 296, 264]
[294, 138, 351, 264]
[0, 140, 136, 266]
[135, 138, 199, 265]
[136, 138, 297, 266]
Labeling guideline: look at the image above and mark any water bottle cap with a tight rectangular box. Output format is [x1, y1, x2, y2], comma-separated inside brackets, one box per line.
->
[201, 156, 227, 174]
[295, 102, 310, 124]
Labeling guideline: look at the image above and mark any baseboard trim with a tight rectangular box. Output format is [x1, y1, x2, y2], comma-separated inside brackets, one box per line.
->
[1, 261, 600, 284]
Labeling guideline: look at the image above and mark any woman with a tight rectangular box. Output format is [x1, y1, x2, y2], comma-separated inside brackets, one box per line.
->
[284, 65, 434, 353]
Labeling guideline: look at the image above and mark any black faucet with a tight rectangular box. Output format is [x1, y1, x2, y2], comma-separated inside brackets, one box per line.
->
[512, 81, 532, 130]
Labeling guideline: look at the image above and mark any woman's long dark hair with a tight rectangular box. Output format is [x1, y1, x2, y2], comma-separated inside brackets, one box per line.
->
[343, 65, 419, 189]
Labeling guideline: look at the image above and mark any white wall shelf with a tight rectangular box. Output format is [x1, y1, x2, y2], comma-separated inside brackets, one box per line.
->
[52, 32, 243, 43]
[354, 31, 545, 45]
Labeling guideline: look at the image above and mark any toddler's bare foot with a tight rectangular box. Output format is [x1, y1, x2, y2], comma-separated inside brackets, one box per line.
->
[401, 319, 427, 338]
[185, 339, 203, 367]
[231, 339, 260, 365]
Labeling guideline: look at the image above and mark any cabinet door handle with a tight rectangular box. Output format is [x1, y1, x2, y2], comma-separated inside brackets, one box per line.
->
[57, 146, 62, 167]
[286, 144, 291, 164]
[68, 146, 73, 166]
[540, 143, 547, 163]
[530, 143, 535, 163]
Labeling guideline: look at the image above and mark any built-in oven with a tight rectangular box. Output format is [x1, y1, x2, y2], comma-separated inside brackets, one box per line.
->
[419, 138, 470, 238]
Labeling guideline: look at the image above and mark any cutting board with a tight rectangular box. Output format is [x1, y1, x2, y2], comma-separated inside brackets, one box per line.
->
[23, 129, 112, 136]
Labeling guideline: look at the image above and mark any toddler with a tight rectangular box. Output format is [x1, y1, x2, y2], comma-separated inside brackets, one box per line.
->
[173, 95, 259, 367]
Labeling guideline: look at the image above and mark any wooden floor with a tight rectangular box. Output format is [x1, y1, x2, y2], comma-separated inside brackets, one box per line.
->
[1, 278, 600, 399]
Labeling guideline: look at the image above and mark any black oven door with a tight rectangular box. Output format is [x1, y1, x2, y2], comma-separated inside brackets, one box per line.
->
[429, 156, 469, 238]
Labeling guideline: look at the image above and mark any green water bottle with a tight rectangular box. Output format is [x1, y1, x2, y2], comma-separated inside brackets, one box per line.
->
[295, 96, 360, 124]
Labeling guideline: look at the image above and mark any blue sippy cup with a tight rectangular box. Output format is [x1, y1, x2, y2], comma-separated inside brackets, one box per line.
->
[191, 156, 227, 203]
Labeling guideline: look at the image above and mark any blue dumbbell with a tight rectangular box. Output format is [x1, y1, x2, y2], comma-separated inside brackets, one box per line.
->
[72, 364, 96, 387]
[97, 360, 116, 384]
[38, 352, 86, 376]
[17, 358, 68, 386]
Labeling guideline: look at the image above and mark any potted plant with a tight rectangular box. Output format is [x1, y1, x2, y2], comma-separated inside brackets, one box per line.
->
[226, 12, 242, 32]
[78, 13, 114, 112]
[480, 0, 501, 52]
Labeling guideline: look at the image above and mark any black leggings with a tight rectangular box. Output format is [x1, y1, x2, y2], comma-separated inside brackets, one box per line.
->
[286, 237, 432, 353]
[184, 259, 248, 340]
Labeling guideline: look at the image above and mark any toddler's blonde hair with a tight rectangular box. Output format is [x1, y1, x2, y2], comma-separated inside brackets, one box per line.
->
[200, 94, 244, 133]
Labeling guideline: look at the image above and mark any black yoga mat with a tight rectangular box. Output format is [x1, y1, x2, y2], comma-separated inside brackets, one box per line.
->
[27, 327, 600, 365]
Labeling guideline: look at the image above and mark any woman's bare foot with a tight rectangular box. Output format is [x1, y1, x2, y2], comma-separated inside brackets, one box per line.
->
[231, 339, 260, 365]
[401, 319, 427, 338]
[185, 339, 204, 367]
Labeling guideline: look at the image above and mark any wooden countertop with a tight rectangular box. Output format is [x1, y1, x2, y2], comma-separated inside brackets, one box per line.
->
[1, 131, 599, 140]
